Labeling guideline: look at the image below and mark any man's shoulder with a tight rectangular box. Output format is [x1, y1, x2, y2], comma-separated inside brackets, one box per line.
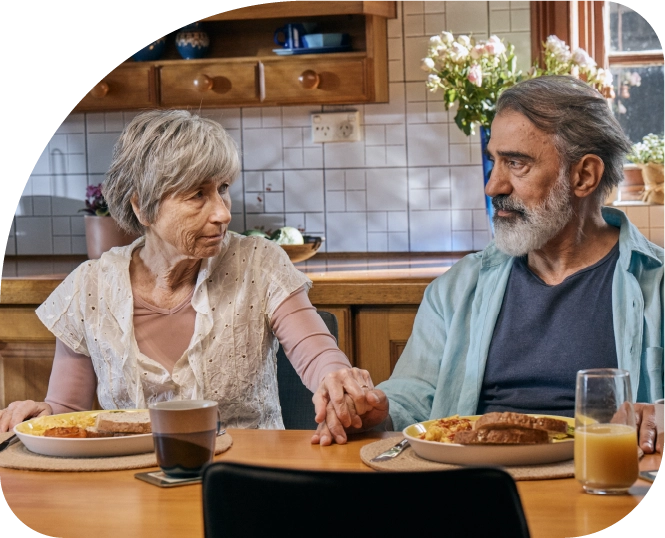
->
[427, 250, 491, 294]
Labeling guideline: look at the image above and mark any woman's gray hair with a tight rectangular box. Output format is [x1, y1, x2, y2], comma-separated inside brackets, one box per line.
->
[496, 75, 631, 203]
[103, 109, 240, 235]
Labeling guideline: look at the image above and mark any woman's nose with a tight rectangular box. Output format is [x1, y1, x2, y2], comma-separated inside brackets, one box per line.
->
[211, 193, 232, 224]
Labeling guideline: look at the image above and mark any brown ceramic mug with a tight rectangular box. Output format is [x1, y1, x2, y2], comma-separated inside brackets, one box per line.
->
[148, 400, 221, 478]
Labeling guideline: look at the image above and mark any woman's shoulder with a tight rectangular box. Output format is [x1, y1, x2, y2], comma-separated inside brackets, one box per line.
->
[225, 233, 289, 262]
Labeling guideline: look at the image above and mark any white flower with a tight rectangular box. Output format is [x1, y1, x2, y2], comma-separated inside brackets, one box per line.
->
[456, 35, 471, 47]
[421, 57, 436, 71]
[470, 44, 485, 60]
[596, 68, 613, 87]
[485, 40, 506, 56]
[430, 35, 444, 47]
[570, 64, 580, 78]
[488, 35, 502, 44]
[467, 64, 483, 87]
[440, 31, 454, 44]
[572, 48, 595, 68]
[427, 73, 442, 86]
[627, 72, 642, 86]
[545, 35, 567, 53]
[617, 102, 627, 114]
[449, 42, 469, 63]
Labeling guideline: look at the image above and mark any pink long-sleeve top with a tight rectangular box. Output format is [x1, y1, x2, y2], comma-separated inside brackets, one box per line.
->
[45, 286, 350, 414]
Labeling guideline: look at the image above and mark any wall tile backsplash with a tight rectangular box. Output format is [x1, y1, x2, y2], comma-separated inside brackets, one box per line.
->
[6, 2, 662, 257]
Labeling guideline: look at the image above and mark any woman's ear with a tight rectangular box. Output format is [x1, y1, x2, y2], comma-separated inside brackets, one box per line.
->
[130, 196, 149, 227]
[570, 154, 605, 199]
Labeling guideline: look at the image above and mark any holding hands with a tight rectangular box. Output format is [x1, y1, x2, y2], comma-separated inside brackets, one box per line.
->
[311, 367, 389, 445]
[0, 400, 52, 433]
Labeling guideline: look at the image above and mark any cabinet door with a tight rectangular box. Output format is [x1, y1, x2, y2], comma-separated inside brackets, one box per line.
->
[262, 56, 370, 105]
[75, 64, 157, 112]
[354, 307, 418, 385]
[160, 61, 260, 107]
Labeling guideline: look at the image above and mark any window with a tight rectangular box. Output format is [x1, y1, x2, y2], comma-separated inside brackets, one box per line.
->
[607, 3, 664, 144]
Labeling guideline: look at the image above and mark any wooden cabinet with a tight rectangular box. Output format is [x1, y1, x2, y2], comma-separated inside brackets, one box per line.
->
[73, 2, 395, 112]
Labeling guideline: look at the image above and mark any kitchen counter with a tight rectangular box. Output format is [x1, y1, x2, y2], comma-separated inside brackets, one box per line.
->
[1, 253, 465, 305]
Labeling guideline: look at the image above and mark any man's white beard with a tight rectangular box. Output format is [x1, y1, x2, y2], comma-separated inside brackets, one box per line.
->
[492, 170, 573, 257]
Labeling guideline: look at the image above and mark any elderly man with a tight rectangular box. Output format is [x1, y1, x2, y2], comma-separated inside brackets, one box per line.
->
[312, 75, 663, 453]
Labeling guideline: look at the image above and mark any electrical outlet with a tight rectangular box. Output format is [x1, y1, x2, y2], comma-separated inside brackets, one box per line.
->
[311, 111, 361, 143]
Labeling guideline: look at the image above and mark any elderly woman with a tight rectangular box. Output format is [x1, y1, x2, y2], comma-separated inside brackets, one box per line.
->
[0, 110, 373, 440]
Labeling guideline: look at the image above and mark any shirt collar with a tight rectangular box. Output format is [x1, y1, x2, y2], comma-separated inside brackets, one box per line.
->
[480, 206, 663, 269]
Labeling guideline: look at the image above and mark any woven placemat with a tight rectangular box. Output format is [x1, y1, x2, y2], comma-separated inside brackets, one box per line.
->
[360, 437, 574, 481]
[0, 432, 232, 472]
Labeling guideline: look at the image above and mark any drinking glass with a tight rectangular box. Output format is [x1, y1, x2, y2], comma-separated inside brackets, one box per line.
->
[574, 369, 639, 494]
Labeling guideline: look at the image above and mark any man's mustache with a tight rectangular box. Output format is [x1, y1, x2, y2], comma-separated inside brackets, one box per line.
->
[492, 195, 527, 216]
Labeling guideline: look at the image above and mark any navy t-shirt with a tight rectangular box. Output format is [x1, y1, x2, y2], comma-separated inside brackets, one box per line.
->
[476, 242, 620, 417]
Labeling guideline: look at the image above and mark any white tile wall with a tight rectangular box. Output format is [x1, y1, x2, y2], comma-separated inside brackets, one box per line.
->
[10, 2, 540, 255]
[613, 204, 664, 248]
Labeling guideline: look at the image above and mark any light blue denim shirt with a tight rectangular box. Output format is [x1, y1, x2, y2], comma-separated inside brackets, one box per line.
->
[379, 207, 664, 431]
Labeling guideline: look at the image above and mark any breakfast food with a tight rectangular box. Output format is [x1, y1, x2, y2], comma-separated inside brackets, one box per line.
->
[419, 412, 572, 446]
[95, 411, 152, 434]
[473, 412, 568, 434]
[31, 411, 151, 438]
[454, 427, 549, 445]
[418, 415, 473, 443]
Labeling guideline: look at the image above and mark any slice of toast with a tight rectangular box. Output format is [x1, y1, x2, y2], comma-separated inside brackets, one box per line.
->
[474, 412, 568, 433]
[95, 411, 152, 434]
[454, 427, 549, 445]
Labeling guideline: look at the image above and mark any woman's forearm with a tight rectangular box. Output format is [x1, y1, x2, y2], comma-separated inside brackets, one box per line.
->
[45, 338, 98, 413]
[272, 287, 352, 393]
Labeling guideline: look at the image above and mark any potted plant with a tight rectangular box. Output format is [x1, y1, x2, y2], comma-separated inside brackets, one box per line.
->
[626, 134, 664, 204]
[81, 184, 138, 259]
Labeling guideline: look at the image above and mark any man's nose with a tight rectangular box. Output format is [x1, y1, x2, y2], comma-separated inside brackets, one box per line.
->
[484, 164, 511, 198]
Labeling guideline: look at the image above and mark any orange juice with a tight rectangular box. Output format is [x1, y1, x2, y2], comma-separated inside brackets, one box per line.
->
[574, 423, 639, 491]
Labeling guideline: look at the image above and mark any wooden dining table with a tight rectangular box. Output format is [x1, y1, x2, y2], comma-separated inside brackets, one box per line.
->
[0, 429, 660, 538]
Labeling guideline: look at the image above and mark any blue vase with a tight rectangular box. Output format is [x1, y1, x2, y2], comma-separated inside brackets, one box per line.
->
[176, 23, 210, 60]
[132, 37, 166, 62]
[480, 126, 495, 234]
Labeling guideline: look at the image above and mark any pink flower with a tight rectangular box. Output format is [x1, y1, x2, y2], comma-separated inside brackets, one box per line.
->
[468, 64, 483, 87]
[485, 35, 506, 56]
[470, 44, 486, 60]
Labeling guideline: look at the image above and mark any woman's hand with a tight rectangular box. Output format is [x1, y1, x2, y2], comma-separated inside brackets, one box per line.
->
[0, 401, 52, 432]
[311, 387, 390, 446]
[312, 367, 374, 438]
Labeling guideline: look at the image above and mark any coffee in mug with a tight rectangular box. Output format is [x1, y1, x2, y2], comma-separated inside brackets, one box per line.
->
[148, 400, 221, 478]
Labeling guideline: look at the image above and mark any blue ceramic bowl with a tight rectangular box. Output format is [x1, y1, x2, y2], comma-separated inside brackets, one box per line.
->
[176, 23, 210, 60]
[132, 37, 166, 62]
[302, 33, 349, 48]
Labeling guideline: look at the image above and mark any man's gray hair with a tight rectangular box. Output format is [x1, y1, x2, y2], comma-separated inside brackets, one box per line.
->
[103, 109, 240, 235]
[496, 75, 631, 203]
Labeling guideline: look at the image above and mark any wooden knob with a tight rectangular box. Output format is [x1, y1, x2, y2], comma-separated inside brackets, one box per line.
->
[89, 81, 109, 99]
[193, 74, 213, 91]
[298, 70, 320, 90]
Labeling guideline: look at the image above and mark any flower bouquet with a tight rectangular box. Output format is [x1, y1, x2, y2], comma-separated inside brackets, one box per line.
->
[627, 133, 664, 204]
[529, 35, 615, 98]
[421, 32, 521, 136]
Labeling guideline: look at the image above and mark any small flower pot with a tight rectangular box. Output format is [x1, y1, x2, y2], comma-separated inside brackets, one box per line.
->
[638, 163, 664, 205]
[84, 216, 139, 259]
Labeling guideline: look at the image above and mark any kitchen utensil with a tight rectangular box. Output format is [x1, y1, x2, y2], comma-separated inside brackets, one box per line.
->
[0, 434, 18, 452]
[370, 438, 409, 462]
[574, 368, 638, 494]
[303, 33, 349, 48]
[274, 23, 309, 49]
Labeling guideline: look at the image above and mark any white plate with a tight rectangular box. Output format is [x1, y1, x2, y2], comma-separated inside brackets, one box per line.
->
[403, 415, 574, 466]
[14, 410, 154, 458]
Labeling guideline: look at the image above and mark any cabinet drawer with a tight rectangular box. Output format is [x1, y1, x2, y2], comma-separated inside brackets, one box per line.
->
[160, 61, 260, 107]
[262, 57, 369, 105]
[75, 64, 156, 112]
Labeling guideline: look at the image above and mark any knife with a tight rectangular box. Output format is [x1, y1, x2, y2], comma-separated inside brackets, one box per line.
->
[0, 434, 18, 453]
[370, 438, 409, 462]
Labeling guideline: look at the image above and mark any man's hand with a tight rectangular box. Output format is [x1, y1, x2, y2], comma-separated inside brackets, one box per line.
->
[311, 388, 390, 446]
[0, 400, 52, 432]
[634, 403, 661, 454]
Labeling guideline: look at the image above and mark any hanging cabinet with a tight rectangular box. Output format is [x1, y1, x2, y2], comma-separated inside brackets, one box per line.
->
[74, 1, 396, 112]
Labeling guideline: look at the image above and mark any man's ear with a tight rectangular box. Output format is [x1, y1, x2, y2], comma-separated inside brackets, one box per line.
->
[130, 195, 149, 227]
[570, 154, 605, 199]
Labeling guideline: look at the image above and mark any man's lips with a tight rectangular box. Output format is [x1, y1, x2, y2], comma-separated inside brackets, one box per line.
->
[495, 209, 520, 218]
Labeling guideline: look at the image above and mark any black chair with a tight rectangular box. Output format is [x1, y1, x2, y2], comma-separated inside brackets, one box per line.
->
[277, 310, 338, 430]
[202, 462, 531, 538]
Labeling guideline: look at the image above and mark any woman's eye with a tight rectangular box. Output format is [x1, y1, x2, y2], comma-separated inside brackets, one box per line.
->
[219, 184, 229, 194]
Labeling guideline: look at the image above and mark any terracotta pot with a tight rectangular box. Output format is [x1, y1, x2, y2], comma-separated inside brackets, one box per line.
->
[84, 215, 139, 259]
[639, 163, 664, 205]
